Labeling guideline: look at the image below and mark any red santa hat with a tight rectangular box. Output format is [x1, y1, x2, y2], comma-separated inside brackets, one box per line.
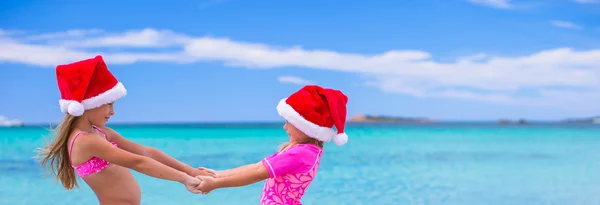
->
[276, 85, 349, 146]
[56, 55, 127, 116]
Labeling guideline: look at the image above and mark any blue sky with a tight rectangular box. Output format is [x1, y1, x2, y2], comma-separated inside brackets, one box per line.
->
[1, 0, 599, 124]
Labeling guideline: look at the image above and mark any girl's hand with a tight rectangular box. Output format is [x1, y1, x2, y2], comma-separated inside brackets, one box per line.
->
[197, 167, 218, 178]
[196, 175, 218, 194]
[182, 175, 203, 194]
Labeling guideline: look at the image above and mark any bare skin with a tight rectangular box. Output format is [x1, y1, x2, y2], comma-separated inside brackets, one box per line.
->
[195, 121, 307, 193]
[196, 163, 270, 193]
[79, 161, 142, 205]
[68, 103, 214, 204]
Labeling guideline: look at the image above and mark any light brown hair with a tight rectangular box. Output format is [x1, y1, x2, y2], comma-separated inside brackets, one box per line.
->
[35, 114, 79, 189]
[279, 137, 324, 152]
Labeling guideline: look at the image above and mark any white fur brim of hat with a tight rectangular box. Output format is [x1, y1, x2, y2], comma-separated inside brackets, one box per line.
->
[277, 98, 348, 145]
[59, 82, 127, 116]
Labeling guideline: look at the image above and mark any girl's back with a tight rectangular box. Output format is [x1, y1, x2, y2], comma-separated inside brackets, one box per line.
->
[260, 144, 323, 204]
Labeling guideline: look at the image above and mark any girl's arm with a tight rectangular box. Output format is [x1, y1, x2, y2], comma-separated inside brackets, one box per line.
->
[77, 133, 203, 193]
[211, 162, 263, 177]
[101, 126, 214, 177]
[196, 163, 270, 193]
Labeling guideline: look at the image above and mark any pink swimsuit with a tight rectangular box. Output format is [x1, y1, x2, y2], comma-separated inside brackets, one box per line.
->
[69, 125, 118, 178]
[260, 144, 323, 205]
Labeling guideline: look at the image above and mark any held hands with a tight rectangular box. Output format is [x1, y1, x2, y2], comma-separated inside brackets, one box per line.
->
[186, 167, 219, 194]
[195, 175, 218, 194]
[180, 166, 218, 194]
[182, 175, 204, 194]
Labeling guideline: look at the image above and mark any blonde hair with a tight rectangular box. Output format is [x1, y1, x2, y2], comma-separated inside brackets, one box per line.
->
[279, 137, 324, 152]
[35, 114, 79, 189]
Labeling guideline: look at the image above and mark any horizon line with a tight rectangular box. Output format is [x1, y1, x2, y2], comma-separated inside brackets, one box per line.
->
[11, 119, 596, 127]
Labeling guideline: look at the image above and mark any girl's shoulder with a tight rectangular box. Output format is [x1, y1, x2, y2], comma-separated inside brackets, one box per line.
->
[68, 128, 108, 148]
[68, 129, 91, 141]
[292, 143, 322, 151]
[280, 144, 322, 157]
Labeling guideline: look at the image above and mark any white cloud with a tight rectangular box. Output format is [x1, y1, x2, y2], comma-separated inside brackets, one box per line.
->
[571, 0, 599, 4]
[0, 29, 26, 37]
[22, 29, 103, 41]
[277, 76, 314, 85]
[61, 28, 191, 48]
[550, 20, 583, 30]
[0, 28, 599, 112]
[466, 0, 511, 9]
[0, 39, 94, 66]
[0, 115, 24, 126]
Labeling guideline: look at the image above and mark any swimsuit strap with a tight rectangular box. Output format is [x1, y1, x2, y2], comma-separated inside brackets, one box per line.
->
[68, 131, 87, 165]
[92, 125, 108, 139]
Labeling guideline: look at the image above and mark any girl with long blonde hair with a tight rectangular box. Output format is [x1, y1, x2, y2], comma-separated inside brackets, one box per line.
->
[36, 55, 214, 205]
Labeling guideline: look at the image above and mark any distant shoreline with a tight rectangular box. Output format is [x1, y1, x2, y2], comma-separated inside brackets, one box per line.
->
[348, 114, 434, 123]
[5, 120, 599, 129]
[4, 115, 599, 128]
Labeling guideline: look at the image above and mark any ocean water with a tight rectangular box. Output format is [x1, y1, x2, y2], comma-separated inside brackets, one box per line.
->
[1, 122, 600, 205]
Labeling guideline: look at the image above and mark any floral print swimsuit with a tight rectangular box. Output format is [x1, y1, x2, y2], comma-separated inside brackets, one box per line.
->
[260, 144, 323, 205]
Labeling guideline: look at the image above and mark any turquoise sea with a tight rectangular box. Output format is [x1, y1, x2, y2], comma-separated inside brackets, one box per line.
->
[1, 122, 600, 205]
